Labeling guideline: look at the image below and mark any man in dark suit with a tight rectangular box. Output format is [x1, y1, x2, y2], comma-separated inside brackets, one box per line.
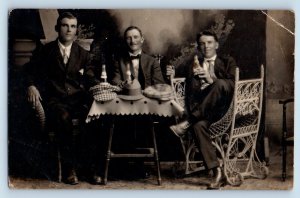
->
[110, 26, 165, 178]
[112, 26, 165, 89]
[168, 30, 236, 189]
[25, 12, 101, 185]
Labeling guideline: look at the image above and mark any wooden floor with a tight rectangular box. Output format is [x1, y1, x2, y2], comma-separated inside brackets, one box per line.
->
[8, 145, 293, 190]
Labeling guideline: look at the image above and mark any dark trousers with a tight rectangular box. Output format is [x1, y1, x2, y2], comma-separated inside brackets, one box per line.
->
[189, 79, 234, 169]
[46, 94, 89, 173]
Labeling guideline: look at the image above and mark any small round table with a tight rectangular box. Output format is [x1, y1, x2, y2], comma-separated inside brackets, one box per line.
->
[86, 96, 184, 185]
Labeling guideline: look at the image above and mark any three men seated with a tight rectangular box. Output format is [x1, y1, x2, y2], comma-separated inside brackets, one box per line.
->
[25, 12, 235, 189]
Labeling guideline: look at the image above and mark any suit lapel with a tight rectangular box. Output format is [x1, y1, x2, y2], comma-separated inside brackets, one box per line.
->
[214, 57, 221, 70]
[53, 43, 66, 72]
[120, 55, 133, 80]
[214, 57, 224, 75]
[140, 52, 147, 76]
[139, 53, 148, 88]
[120, 59, 126, 80]
[67, 43, 78, 71]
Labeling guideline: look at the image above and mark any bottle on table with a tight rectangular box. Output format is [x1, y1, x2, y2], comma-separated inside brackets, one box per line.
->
[100, 64, 108, 84]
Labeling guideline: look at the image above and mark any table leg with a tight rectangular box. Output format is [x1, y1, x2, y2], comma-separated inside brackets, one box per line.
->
[104, 119, 114, 185]
[152, 121, 162, 185]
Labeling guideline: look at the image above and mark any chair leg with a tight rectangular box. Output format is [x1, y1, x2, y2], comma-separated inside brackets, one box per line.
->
[282, 138, 287, 181]
[152, 122, 161, 185]
[282, 110, 287, 182]
[280, 99, 291, 182]
[57, 148, 62, 183]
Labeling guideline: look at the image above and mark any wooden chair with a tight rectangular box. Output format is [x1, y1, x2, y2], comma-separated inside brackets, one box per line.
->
[279, 98, 294, 181]
[171, 65, 268, 186]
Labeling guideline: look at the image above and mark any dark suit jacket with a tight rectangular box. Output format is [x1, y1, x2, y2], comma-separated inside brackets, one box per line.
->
[111, 52, 165, 89]
[183, 55, 237, 113]
[25, 39, 97, 104]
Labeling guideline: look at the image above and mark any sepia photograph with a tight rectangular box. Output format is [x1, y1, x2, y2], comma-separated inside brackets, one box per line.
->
[8, 9, 294, 190]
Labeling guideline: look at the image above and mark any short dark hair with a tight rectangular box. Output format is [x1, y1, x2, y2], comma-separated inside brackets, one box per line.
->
[196, 30, 218, 45]
[123, 26, 143, 38]
[55, 12, 78, 31]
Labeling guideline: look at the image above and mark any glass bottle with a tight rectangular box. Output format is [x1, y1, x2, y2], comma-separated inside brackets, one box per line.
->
[100, 64, 108, 84]
[126, 63, 132, 83]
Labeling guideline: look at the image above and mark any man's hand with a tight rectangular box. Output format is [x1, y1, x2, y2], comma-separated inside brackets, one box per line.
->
[166, 65, 175, 79]
[27, 85, 42, 108]
[118, 80, 128, 88]
[193, 66, 214, 84]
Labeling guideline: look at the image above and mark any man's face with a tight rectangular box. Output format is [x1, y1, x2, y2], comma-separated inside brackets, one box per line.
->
[198, 35, 219, 58]
[125, 29, 144, 54]
[58, 18, 77, 45]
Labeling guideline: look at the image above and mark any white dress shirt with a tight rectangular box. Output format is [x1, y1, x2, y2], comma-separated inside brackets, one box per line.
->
[203, 54, 217, 76]
[129, 50, 142, 78]
[58, 40, 72, 64]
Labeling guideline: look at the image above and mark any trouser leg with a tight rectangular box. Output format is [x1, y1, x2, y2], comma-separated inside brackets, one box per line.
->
[84, 119, 106, 177]
[192, 120, 219, 169]
[190, 79, 234, 122]
[48, 103, 80, 173]
[58, 110, 78, 171]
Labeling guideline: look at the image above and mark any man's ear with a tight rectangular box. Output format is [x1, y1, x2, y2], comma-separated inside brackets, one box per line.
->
[215, 42, 219, 50]
[141, 37, 144, 43]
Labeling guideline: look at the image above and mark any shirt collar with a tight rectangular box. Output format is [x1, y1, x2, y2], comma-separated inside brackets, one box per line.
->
[129, 50, 142, 57]
[204, 54, 217, 62]
[58, 40, 72, 57]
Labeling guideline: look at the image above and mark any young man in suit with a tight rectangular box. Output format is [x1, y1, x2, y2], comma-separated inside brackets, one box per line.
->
[25, 12, 101, 185]
[167, 30, 236, 189]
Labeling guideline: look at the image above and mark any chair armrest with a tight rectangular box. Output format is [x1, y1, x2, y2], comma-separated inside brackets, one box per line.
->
[33, 100, 46, 132]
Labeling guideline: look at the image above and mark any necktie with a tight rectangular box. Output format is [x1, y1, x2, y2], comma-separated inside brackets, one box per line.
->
[207, 60, 216, 79]
[63, 48, 68, 65]
[200, 60, 215, 90]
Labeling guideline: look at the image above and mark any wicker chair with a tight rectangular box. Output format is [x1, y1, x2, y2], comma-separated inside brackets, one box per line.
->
[32, 100, 62, 182]
[171, 65, 268, 186]
[32, 100, 83, 183]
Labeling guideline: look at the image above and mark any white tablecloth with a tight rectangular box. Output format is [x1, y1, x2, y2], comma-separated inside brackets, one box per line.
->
[86, 96, 184, 123]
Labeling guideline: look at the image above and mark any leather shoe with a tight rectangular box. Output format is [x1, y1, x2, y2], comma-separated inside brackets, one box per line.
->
[207, 167, 224, 189]
[91, 175, 102, 185]
[169, 120, 191, 137]
[64, 169, 79, 185]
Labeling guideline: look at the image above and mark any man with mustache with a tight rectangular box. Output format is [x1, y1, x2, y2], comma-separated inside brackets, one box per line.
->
[167, 30, 236, 189]
[25, 12, 102, 185]
[111, 26, 165, 179]
[112, 26, 165, 88]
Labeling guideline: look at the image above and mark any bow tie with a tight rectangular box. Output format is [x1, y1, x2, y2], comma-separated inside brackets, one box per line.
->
[130, 54, 141, 60]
